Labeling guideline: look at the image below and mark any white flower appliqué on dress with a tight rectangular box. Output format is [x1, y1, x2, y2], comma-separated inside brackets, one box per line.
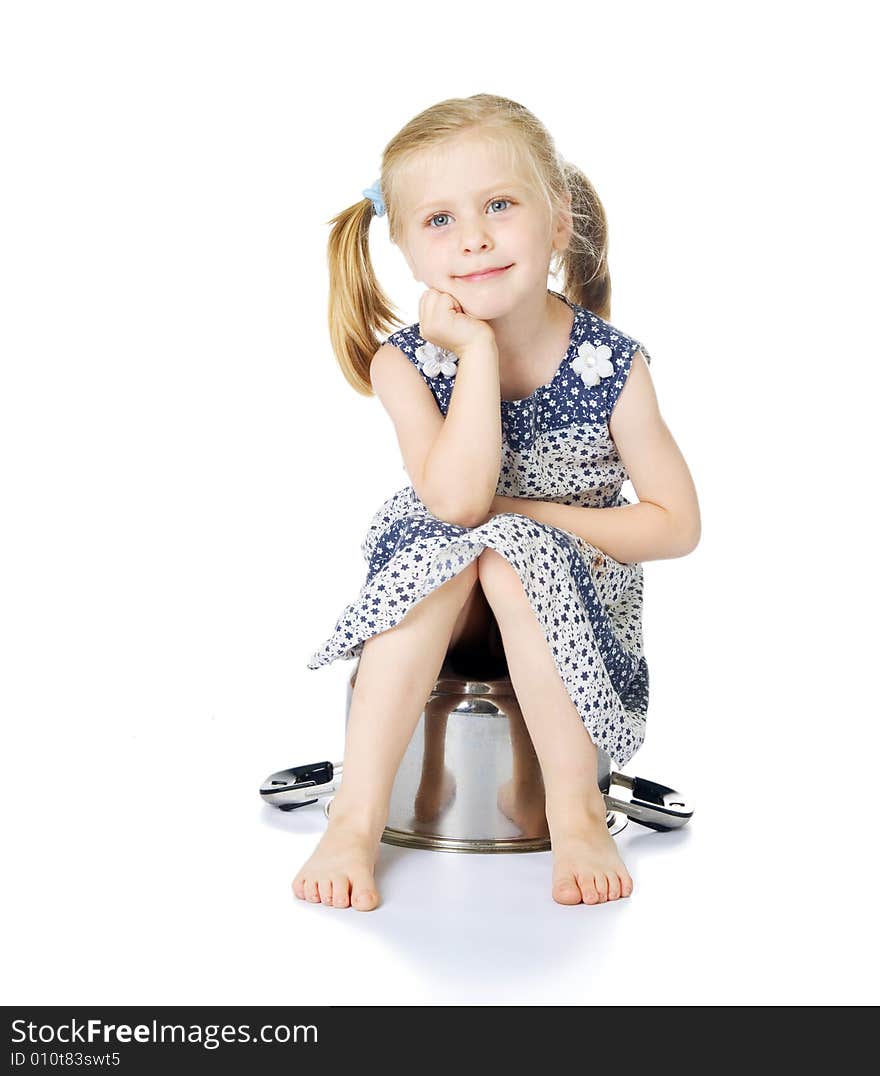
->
[570, 340, 615, 387]
[415, 342, 459, 378]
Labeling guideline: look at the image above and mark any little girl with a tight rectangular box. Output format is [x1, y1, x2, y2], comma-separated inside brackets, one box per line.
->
[294, 93, 701, 911]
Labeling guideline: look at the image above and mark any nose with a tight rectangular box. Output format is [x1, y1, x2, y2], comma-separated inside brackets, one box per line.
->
[461, 217, 493, 255]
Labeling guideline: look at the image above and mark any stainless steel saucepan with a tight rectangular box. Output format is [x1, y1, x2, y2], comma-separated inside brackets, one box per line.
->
[260, 659, 693, 852]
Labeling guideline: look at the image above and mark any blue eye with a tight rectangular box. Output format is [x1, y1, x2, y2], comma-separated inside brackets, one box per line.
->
[427, 198, 512, 229]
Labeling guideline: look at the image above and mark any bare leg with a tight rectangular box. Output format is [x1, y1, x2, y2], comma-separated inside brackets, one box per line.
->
[478, 549, 634, 906]
[292, 561, 479, 911]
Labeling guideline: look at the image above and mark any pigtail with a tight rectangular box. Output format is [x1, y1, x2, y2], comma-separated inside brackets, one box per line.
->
[325, 191, 401, 396]
[556, 160, 612, 321]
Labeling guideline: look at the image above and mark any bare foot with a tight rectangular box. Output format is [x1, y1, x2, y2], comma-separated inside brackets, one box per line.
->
[497, 777, 550, 839]
[548, 804, 634, 906]
[292, 809, 383, 911]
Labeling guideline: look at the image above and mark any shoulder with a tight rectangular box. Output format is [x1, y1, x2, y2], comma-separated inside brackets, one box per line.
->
[369, 340, 409, 383]
[381, 322, 425, 362]
[571, 308, 653, 421]
[368, 340, 440, 438]
[369, 325, 422, 388]
[371, 323, 456, 416]
[578, 307, 652, 368]
[608, 348, 658, 436]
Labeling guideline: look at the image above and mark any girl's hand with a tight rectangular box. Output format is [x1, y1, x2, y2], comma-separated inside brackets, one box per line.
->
[418, 288, 496, 356]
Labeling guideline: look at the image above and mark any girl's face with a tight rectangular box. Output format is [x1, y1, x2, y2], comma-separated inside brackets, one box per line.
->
[397, 134, 571, 318]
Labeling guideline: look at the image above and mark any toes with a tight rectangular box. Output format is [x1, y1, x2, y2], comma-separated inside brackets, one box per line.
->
[552, 875, 583, 905]
[352, 890, 378, 911]
[606, 873, 622, 901]
[294, 872, 356, 908]
[593, 874, 609, 902]
[576, 875, 601, 904]
[620, 873, 634, 898]
[331, 875, 351, 908]
[350, 870, 378, 911]
[291, 875, 325, 904]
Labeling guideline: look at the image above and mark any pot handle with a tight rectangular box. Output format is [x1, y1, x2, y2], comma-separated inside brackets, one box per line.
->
[259, 761, 342, 811]
[603, 772, 694, 831]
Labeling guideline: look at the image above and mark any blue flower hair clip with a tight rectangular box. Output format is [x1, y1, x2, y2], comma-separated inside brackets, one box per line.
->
[362, 178, 386, 217]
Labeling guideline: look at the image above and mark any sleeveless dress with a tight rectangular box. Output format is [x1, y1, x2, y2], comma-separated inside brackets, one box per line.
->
[306, 290, 652, 770]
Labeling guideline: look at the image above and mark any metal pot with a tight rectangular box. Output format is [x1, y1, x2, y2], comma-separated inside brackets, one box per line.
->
[260, 657, 693, 852]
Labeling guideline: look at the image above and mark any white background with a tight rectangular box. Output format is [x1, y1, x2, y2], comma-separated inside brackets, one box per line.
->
[2, 0, 877, 1006]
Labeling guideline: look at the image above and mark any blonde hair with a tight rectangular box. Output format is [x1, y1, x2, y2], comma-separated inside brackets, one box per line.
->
[326, 93, 612, 396]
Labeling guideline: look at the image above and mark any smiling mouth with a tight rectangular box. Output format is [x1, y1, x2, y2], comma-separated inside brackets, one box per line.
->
[456, 264, 513, 281]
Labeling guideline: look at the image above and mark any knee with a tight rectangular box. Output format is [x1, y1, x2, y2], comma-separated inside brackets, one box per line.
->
[477, 548, 524, 604]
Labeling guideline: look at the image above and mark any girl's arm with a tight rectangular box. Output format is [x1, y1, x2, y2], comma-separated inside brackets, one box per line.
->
[370, 336, 501, 527]
[420, 335, 502, 527]
[486, 352, 701, 565]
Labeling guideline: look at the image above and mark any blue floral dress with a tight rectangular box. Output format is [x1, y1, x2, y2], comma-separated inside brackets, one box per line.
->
[307, 290, 652, 769]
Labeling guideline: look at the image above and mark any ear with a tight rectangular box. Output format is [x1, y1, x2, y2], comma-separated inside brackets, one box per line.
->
[552, 190, 574, 252]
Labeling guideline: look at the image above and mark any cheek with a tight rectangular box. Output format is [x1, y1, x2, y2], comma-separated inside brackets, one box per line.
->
[522, 218, 552, 246]
[420, 237, 454, 267]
